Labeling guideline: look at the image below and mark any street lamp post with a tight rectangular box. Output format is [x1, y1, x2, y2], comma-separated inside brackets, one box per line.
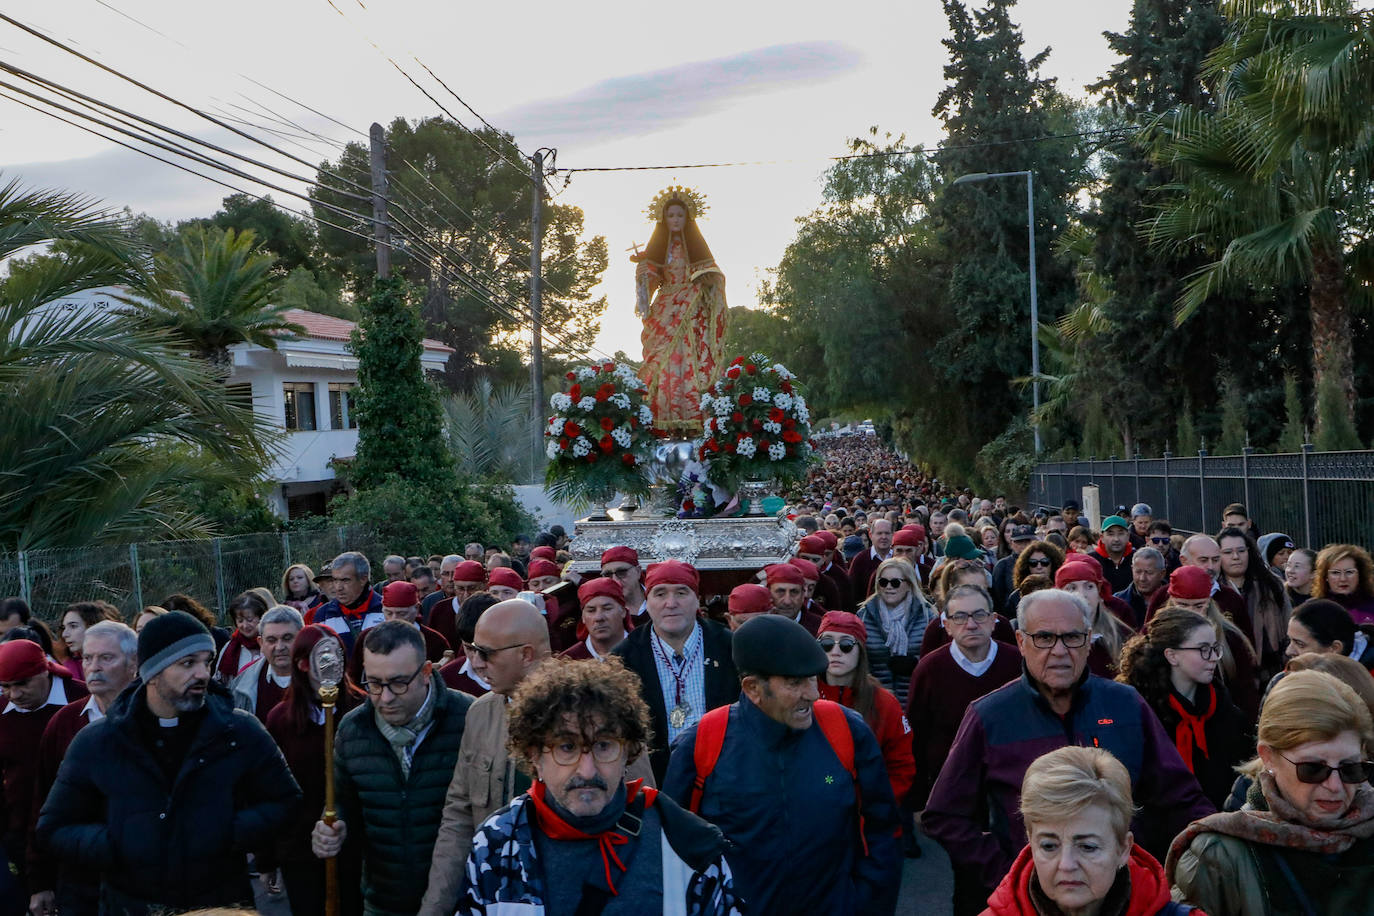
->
[951, 170, 1041, 453]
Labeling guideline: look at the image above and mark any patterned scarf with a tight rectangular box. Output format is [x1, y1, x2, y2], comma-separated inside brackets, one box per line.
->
[878, 594, 912, 657]
[374, 677, 436, 779]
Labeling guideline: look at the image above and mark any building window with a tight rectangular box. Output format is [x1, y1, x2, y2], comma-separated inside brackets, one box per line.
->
[283, 382, 317, 431]
[329, 383, 358, 430]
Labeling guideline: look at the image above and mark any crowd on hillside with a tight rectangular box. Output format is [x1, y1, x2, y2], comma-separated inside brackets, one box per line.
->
[3, 435, 1374, 915]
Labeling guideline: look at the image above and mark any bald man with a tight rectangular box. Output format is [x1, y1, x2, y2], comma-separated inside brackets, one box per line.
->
[1144, 534, 1251, 633]
[418, 602, 652, 915]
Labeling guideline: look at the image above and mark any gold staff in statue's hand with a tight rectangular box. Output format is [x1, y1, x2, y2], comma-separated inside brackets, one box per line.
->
[312, 638, 345, 916]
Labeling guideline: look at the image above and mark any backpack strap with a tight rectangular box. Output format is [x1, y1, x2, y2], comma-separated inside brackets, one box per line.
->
[812, 699, 868, 856]
[688, 706, 732, 813]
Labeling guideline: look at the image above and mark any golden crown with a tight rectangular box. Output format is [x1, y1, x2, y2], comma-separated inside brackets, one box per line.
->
[645, 185, 709, 223]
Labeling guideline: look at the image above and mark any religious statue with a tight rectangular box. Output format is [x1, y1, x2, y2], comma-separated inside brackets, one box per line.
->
[631, 186, 727, 435]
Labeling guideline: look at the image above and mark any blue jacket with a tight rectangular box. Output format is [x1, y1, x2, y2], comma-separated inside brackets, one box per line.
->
[313, 589, 385, 655]
[923, 669, 1214, 891]
[663, 694, 901, 916]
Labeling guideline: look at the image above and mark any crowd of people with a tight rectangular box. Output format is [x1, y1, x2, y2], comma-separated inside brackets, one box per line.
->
[2, 435, 1374, 914]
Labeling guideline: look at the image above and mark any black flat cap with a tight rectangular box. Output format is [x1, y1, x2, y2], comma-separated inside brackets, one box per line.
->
[732, 614, 828, 678]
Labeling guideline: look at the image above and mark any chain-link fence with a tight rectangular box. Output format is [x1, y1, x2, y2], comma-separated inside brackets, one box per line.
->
[2, 526, 386, 625]
[1030, 447, 1374, 547]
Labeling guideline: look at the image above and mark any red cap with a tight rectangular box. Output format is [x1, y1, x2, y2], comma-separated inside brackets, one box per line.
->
[788, 557, 820, 582]
[765, 563, 805, 587]
[814, 530, 838, 550]
[527, 559, 561, 580]
[601, 546, 639, 568]
[892, 528, 924, 548]
[488, 567, 525, 591]
[728, 583, 772, 616]
[382, 581, 418, 608]
[1055, 556, 1111, 598]
[798, 535, 827, 555]
[0, 639, 66, 682]
[644, 560, 699, 593]
[818, 610, 867, 644]
[578, 577, 626, 609]
[452, 561, 487, 585]
[531, 546, 557, 562]
[901, 523, 925, 532]
[1169, 565, 1214, 601]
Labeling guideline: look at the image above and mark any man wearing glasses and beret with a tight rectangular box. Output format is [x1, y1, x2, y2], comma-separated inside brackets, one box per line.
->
[923, 588, 1213, 916]
[312, 619, 473, 916]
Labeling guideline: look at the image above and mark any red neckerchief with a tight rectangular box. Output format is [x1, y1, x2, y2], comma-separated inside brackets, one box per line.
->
[1095, 541, 1134, 562]
[338, 591, 374, 618]
[1168, 684, 1217, 771]
[527, 777, 657, 895]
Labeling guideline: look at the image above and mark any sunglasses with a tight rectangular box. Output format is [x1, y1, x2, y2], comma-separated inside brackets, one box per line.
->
[464, 641, 528, 663]
[1150, 537, 1172, 545]
[876, 577, 906, 589]
[1277, 751, 1374, 785]
[1027, 558, 1052, 568]
[818, 637, 858, 653]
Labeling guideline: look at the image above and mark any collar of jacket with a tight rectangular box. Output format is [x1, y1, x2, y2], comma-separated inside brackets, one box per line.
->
[1095, 541, 1133, 564]
[1016, 662, 1092, 717]
[105, 679, 242, 779]
[736, 691, 806, 750]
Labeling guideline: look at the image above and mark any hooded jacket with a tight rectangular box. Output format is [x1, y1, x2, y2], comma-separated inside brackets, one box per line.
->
[982, 843, 1200, 916]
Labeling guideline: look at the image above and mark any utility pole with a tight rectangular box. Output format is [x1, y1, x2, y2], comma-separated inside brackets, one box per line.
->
[529, 150, 545, 482]
[369, 122, 390, 278]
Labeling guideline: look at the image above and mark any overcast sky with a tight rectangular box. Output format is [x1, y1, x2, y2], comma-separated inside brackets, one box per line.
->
[2, 0, 1133, 360]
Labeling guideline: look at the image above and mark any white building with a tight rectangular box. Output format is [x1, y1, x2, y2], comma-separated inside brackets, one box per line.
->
[41, 288, 454, 518]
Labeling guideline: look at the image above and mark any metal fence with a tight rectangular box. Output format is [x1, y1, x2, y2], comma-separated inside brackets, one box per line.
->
[1029, 448, 1374, 548]
[1, 527, 385, 625]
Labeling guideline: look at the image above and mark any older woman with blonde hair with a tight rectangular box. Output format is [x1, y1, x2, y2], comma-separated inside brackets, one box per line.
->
[982, 746, 1199, 916]
[857, 556, 936, 707]
[1312, 543, 1374, 625]
[1169, 670, 1374, 915]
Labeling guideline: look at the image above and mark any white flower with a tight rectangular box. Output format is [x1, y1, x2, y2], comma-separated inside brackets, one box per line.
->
[611, 427, 632, 448]
[546, 440, 561, 459]
[772, 363, 793, 380]
[713, 397, 732, 417]
[576, 367, 596, 380]
[763, 420, 782, 434]
[609, 393, 631, 409]
[736, 436, 757, 458]
[752, 387, 771, 402]
[638, 405, 654, 426]
[547, 414, 563, 430]
[577, 396, 597, 411]
[700, 393, 712, 411]
[550, 392, 572, 411]
[773, 392, 794, 410]
[768, 442, 786, 461]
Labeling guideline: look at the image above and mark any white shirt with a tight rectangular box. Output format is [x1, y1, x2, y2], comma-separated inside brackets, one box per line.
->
[950, 639, 999, 678]
[3, 674, 68, 715]
[583, 636, 604, 661]
[459, 658, 491, 691]
[81, 694, 105, 723]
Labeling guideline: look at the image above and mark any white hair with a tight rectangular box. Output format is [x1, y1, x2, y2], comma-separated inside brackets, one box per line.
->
[1017, 588, 1092, 632]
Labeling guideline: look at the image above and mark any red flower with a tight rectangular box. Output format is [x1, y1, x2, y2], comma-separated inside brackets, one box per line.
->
[781, 380, 793, 393]
[726, 366, 741, 379]
[559, 436, 570, 449]
[705, 438, 719, 452]
[569, 384, 582, 402]
[629, 417, 638, 428]
[563, 421, 580, 437]
[769, 407, 784, 422]
[595, 383, 614, 401]
[565, 371, 576, 381]
[586, 452, 598, 463]
[731, 356, 745, 366]
[783, 418, 796, 429]
[731, 411, 744, 424]
[599, 435, 614, 453]
[783, 430, 803, 443]
[759, 439, 770, 450]
[745, 364, 756, 374]
[600, 416, 615, 431]
[603, 362, 615, 372]
[724, 441, 736, 453]
[751, 419, 763, 431]
[683, 498, 696, 512]
[622, 453, 636, 466]
[739, 394, 753, 406]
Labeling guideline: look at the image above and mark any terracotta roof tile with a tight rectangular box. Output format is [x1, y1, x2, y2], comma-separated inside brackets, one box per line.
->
[282, 308, 454, 354]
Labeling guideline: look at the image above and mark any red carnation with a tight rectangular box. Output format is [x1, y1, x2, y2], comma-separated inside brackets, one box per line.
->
[751, 419, 763, 431]
[622, 453, 636, 466]
[769, 408, 783, 422]
[599, 435, 614, 453]
[705, 438, 719, 452]
[739, 394, 753, 406]
[726, 366, 740, 379]
[600, 416, 615, 431]
[731, 411, 744, 424]
[724, 441, 736, 453]
[745, 364, 756, 374]
[603, 362, 615, 372]
[683, 498, 696, 512]
[569, 384, 582, 401]
[759, 439, 770, 450]
[783, 418, 796, 429]
[629, 417, 638, 428]
[565, 371, 576, 381]
[781, 381, 793, 393]
[559, 436, 570, 449]
[783, 430, 803, 443]
[586, 452, 598, 463]
[731, 356, 745, 366]
[563, 421, 580, 437]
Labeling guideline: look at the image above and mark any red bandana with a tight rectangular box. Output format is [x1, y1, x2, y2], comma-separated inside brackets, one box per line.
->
[1168, 684, 1217, 772]
[339, 592, 374, 618]
[527, 778, 657, 895]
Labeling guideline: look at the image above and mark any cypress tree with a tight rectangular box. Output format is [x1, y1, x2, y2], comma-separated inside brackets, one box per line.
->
[1277, 373, 1306, 452]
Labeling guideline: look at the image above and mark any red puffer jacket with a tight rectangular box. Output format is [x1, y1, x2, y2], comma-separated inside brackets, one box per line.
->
[818, 679, 915, 802]
[983, 842, 1206, 916]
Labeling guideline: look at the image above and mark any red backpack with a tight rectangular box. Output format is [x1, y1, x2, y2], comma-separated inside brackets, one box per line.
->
[686, 699, 868, 854]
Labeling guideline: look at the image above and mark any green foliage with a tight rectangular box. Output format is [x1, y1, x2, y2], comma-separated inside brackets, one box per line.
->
[178, 476, 282, 536]
[351, 275, 457, 492]
[1176, 399, 1199, 454]
[0, 178, 274, 549]
[1314, 371, 1361, 451]
[721, 306, 788, 368]
[1080, 391, 1118, 458]
[328, 474, 534, 558]
[199, 193, 317, 273]
[1278, 373, 1307, 451]
[1217, 375, 1248, 455]
[975, 418, 1036, 495]
[129, 225, 302, 367]
[444, 378, 535, 483]
[279, 265, 357, 320]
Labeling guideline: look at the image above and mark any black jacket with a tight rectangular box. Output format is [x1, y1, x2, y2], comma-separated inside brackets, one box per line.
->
[334, 674, 472, 916]
[613, 617, 739, 783]
[35, 680, 300, 914]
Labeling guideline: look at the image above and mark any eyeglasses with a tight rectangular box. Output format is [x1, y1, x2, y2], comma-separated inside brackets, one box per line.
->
[603, 566, 636, 579]
[818, 637, 858, 653]
[1276, 751, 1374, 785]
[361, 665, 424, 697]
[947, 610, 993, 626]
[1174, 642, 1223, 661]
[1027, 558, 1052, 568]
[876, 577, 906, 589]
[547, 736, 625, 766]
[467, 642, 529, 663]
[1026, 631, 1089, 650]
[1150, 537, 1172, 545]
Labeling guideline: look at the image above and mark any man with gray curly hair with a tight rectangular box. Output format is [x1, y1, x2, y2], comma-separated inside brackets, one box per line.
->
[924, 588, 1213, 916]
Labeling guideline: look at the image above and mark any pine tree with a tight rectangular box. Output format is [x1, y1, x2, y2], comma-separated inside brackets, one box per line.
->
[350, 275, 457, 492]
[1278, 373, 1306, 452]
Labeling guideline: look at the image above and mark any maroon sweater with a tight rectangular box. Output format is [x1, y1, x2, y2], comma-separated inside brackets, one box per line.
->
[905, 642, 1022, 809]
[426, 597, 459, 649]
[439, 659, 490, 698]
[920, 614, 1017, 657]
[1, 676, 88, 867]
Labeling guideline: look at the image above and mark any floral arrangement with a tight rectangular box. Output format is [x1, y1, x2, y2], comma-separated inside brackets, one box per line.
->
[695, 353, 814, 495]
[544, 361, 656, 508]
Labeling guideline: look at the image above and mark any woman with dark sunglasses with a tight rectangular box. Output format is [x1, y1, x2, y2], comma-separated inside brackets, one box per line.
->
[815, 610, 914, 805]
[1169, 669, 1374, 915]
[857, 557, 936, 707]
[1003, 540, 1066, 618]
[1118, 608, 1253, 808]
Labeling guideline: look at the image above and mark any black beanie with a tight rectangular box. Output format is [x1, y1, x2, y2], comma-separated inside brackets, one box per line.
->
[138, 610, 215, 682]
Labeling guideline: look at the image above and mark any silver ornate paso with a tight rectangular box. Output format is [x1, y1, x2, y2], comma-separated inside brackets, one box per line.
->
[669, 702, 691, 730]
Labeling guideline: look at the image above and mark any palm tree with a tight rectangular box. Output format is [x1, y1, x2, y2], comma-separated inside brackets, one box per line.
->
[132, 225, 303, 369]
[0, 178, 275, 549]
[443, 379, 536, 483]
[1146, 0, 1374, 445]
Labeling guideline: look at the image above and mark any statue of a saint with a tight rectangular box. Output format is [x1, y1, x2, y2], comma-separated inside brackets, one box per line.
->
[631, 186, 726, 435]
